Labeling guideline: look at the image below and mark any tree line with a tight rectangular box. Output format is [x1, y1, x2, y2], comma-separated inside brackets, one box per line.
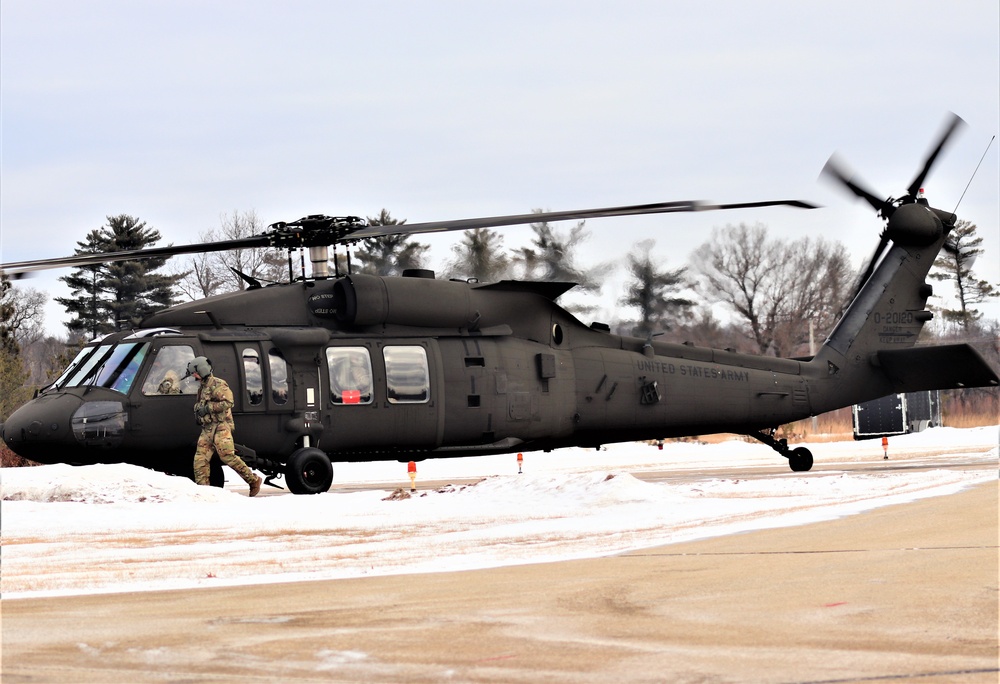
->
[2, 210, 997, 426]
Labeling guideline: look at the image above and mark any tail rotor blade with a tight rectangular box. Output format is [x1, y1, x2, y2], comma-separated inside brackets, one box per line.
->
[821, 154, 893, 217]
[906, 112, 966, 198]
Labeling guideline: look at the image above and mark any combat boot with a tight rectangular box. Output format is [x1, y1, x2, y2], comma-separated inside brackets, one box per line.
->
[249, 474, 262, 497]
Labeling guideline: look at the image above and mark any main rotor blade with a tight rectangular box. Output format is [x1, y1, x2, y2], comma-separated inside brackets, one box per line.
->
[906, 112, 966, 198]
[2, 198, 817, 276]
[345, 199, 818, 241]
[1, 235, 270, 276]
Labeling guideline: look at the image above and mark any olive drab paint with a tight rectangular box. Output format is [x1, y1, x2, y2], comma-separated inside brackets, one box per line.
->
[2, 115, 996, 493]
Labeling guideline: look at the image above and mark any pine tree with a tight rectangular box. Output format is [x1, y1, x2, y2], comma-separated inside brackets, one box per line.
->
[511, 215, 612, 315]
[620, 239, 693, 337]
[513, 217, 609, 292]
[443, 228, 510, 282]
[929, 219, 997, 332]
[56, 215, 183, 337]
[354, 210, 428, 276]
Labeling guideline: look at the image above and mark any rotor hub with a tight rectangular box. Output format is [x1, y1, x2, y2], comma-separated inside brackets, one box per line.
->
[884, 203, 943, 247]
[265, 215, 367, 249]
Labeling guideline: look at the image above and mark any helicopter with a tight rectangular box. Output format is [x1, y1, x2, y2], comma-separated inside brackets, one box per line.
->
[2, 114, 997, 494]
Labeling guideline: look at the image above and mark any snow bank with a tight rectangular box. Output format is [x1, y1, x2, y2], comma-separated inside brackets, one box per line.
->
[1, 426, 995, 598]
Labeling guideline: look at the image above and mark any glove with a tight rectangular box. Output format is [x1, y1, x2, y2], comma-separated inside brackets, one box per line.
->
[195, 403, 211, 417]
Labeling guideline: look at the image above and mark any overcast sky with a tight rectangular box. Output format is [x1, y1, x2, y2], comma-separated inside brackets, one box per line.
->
[2, 0, 998, 336]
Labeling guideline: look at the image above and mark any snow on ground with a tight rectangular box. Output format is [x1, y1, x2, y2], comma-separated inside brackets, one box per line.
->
[1, 426, 996, 599]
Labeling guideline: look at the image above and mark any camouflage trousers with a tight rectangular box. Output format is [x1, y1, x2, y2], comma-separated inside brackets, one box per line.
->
[194, 423, 255, 486]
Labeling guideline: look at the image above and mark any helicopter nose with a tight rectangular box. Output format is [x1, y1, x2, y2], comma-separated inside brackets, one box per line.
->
[1, 392, 83, 463]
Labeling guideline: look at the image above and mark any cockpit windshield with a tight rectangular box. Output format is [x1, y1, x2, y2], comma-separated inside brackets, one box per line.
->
[52, 342, 150, 395]
[94, 343, 148, 394]
[58, 345, 114, 388]
[49, 346, 101, 390]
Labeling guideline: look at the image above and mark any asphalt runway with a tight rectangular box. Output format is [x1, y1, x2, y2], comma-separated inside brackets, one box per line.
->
[2, 467, 997, 683]
[323, 450, 994, 496]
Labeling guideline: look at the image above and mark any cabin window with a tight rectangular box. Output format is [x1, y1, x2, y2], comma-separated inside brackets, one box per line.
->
[326, 347, 373, 405]
[242, 348, 264, 406]
[268, 349, 289, 405]
[141, 345, 199, 396]
[383, 345, 429, 404]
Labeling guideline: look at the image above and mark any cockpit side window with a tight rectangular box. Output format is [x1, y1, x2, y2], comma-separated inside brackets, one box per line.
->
[141, 345, 199, 396]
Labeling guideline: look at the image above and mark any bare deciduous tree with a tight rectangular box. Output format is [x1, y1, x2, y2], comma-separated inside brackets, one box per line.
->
[771, 235, 854, 356]
[173, 210, 287, 299]
[692, 223, 854, 357]
[1, 277, 46, 351]
[0, 276, 46, 426]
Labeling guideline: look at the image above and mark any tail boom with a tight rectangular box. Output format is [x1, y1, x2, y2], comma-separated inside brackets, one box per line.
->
[809, 205, 998, 412]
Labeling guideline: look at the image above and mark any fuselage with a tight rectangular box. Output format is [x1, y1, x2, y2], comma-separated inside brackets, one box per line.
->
[4, 227, 996, 480]
[1, 275, 822, 472]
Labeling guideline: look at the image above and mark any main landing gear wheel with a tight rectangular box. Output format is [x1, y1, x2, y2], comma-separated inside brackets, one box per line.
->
[285, 447, 334, 494]
[748, 429, 814, 472]
[788, 447, 814, 472]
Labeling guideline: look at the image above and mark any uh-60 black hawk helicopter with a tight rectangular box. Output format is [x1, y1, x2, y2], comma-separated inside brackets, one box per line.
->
[2, 114, 997, 493]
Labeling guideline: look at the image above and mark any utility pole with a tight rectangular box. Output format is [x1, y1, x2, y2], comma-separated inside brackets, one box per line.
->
[810, 320, 818, 434]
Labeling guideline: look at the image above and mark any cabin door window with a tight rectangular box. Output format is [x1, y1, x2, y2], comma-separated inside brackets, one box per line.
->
[326, 347, 374, 405]
[268, 349, 289, 405]
[241, 347, 265, 406]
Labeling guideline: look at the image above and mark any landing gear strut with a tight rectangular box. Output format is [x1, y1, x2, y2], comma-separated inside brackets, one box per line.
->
[748, 428, 814, 472]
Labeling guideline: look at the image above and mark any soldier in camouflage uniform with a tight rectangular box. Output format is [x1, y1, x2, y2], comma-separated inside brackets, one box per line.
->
[188, 356, 262, 497]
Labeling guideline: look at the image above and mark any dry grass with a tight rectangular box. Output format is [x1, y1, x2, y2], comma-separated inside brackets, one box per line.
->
[791, 407, 998, 440]
[0, 444, 41, 468]
[678, 406, 997, 446]
[942, 412, 1000, 429]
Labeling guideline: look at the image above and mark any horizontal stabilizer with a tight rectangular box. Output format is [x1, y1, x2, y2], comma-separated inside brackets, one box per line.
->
[474, 280, 577, 301]
[876, 344, 999, 392]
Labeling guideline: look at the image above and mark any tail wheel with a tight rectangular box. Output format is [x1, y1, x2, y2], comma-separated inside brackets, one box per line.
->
[788, 447, 814, 472]
[285, 447, 334, 494]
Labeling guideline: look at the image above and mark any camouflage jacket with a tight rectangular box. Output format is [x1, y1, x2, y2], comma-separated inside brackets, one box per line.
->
[194, 375, 235, 429]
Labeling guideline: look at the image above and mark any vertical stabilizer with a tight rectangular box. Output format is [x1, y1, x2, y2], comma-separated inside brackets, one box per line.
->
[810, 203, 971, 409]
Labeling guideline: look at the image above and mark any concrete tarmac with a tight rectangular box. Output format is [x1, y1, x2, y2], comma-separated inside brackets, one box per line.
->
[2, 481, 997, 683]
